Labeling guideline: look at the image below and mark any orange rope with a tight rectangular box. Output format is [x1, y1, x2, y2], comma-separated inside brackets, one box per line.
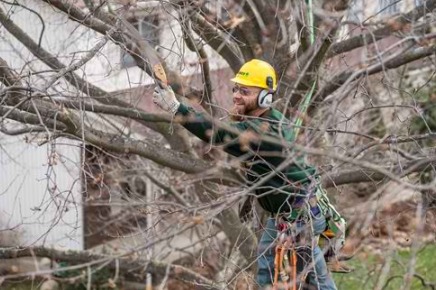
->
[291, 248, 297, 290]
[280, 244, 288, 290]
[273, 246, 281, 289]
[274, 235, 298, 290]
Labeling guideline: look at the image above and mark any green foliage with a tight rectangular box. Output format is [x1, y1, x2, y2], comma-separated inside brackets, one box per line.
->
[334, 244, 436, 290]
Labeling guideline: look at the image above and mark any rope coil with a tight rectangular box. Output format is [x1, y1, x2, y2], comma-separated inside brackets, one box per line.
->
[273, 224, 298, 290]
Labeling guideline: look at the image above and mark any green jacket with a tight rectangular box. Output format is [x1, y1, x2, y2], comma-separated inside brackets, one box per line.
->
[177, 104, 316, 214]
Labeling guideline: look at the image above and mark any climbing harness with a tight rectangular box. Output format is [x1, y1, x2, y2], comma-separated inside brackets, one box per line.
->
[271, 181, 348, 287]
[315, 184, 347, 257]
[273, 213, 320, 290]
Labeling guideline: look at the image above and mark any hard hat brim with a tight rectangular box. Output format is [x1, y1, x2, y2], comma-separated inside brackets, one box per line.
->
[230, 77, 269, 90]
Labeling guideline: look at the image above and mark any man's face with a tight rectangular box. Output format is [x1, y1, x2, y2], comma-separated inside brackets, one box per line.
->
[231, 84, 261, 116]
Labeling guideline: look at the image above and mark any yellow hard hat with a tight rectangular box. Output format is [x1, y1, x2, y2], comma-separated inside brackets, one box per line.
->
[230, 59, 277, 91]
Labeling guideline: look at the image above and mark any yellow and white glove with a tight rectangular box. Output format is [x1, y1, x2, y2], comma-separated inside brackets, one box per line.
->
[153, 86, 180, 115]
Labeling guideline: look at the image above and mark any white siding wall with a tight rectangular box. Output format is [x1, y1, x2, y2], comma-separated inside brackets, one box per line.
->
[0, 133, 83, 250]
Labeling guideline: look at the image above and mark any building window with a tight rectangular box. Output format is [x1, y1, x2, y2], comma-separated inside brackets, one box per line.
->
[378, 0, 401, 15]
[121, 15, 159, 68]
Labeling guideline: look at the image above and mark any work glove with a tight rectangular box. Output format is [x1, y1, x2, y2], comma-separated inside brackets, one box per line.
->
[153, 85, 180, 115]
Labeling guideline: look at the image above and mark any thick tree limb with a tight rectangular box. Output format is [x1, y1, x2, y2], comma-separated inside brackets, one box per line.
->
[320, 44, 436, 99]
[232, 0, 263, 58]
[179, 12, 215, 115]
[0, 105, 67, 131]
[0, 247, 219, 289]
[77, 123, 209, 174]
[56, 99, 171, 123]
[310, 0, 352, 71]
[188, 9, 244, 72]
[0, 125, 47, 136]
[0, 94, 237, 178]
[322, 157, 436, 188]
[242, 0, 280, 61]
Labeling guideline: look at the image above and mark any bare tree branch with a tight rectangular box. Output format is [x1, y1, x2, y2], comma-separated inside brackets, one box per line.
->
[320, 44, 436, 99]
[187, 7, 244, 72]
[322, 157, 436, 188]
[179, 10, 216, 115]
[0, 124, 47, 136]
[0, 4, 193, 153]
[0, 105, 67, 131]
[0, 247, 219, 290]
[327, 0, 436, 58]
[46, 97, 170, 122]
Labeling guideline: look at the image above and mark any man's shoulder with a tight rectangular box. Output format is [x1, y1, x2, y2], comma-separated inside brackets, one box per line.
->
[261, 109, 293, 130]
[263, 109, 295, 141]
[267, 108, 289, 121]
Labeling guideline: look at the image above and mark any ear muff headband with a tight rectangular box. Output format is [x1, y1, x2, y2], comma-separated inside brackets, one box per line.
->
[266, 76, 273, 90]
[258, 76, 274, 108]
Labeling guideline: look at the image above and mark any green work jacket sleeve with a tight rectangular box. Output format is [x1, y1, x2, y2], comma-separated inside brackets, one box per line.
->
[176, 103, 283, 158]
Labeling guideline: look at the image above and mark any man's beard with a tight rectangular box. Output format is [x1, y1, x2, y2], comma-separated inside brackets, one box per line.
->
[230, 100, 257, 121]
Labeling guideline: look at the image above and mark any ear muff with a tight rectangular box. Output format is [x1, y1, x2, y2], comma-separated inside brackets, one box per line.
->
[258, 90, 272, 108]
[257, 76, 274, 108]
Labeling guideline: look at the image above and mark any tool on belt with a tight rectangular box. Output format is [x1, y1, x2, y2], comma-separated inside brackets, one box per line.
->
[272, 197, 319, 290]
[273, 221, 299, 290]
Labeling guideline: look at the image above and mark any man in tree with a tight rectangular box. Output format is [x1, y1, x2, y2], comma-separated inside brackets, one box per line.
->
[153, 59, 337, 289]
